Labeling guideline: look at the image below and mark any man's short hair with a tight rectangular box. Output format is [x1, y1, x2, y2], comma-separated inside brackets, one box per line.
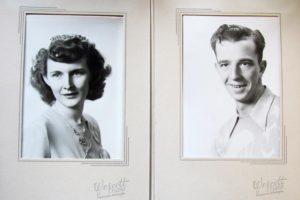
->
[210, 24, 266, 62]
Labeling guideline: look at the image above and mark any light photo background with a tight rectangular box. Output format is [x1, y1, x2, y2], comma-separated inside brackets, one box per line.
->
[22, 15, 125, 160]
[182, 15, 281, 158]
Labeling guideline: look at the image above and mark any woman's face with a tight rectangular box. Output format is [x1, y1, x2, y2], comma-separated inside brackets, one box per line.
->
[44, 58, 91, 109]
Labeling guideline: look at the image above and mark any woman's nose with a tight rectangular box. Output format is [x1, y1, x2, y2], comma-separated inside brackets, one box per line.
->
[62, 75, 74, 89]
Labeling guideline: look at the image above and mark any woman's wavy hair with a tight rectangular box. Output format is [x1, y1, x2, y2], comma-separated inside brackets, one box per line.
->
[30, 34, 111, 105]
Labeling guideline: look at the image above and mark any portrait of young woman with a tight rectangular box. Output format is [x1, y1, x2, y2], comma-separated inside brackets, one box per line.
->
[21, 15, 125, 160]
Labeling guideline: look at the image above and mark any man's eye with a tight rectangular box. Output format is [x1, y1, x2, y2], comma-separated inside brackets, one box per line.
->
[240, 61, 252, 67]
[219, 63, 229, 68]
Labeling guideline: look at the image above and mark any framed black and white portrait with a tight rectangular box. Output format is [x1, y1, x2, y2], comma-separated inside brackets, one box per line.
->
[20, 13, 126, 160]
[181, 15, 282, 159]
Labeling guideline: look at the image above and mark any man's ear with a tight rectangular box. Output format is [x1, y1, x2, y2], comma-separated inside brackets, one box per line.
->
[259, 60, 267, 74]
[214, 62, 218, 69]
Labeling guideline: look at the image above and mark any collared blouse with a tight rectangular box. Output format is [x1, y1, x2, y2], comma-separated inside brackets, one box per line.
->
[22, 108, 110, 159]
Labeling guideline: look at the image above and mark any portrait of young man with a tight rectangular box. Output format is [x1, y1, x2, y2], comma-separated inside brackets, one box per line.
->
[210, 24, 280, 158]
[182, 16, 282, 159]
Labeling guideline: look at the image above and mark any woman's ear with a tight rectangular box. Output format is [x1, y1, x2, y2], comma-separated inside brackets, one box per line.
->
[43, 75, 50, 86]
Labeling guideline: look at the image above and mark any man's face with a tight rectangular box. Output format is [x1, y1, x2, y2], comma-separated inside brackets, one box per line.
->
[214, 38, 265, 104]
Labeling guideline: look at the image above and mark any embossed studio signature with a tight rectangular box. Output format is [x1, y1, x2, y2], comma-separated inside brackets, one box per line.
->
[94, 178, 129, 199]
[253, 176, 287, 196]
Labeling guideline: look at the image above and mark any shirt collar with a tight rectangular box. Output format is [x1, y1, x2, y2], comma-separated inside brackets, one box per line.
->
[247, 87, 275, 131]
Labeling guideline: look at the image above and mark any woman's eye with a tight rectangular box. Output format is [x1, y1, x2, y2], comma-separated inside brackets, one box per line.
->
[50, 73, 62, 78]
[73, 70, 86, 77]
[73, 72, 84, 76]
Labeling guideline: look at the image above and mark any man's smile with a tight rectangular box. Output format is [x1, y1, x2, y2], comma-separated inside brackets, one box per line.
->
[227, 83, 247, 88]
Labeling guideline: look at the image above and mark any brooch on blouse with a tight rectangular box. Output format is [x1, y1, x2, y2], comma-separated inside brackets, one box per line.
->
[72, 121, 91, 147]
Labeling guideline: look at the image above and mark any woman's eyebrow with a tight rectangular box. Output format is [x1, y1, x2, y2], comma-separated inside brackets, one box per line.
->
[49, 70, 62, 74]
[72, 68, 87, 72]
[74, 68, 86, 71]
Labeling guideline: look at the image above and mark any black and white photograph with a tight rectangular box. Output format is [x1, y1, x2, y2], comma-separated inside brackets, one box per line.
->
[20, 14, 125, 160]
[182, 15, 282, 159]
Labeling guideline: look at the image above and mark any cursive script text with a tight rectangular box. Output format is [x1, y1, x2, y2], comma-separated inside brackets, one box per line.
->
[94, 178, 129, 199]
[253, 176, 287, 197]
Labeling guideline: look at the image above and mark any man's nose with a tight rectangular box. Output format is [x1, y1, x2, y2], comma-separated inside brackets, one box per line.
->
[229, 64, 241, 80]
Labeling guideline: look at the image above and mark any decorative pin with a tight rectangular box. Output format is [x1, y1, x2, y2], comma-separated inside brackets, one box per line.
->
[79, 137, 87, 146]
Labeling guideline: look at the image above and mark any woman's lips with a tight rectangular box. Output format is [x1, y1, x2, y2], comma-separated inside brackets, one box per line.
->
[61, 92, 78, 98]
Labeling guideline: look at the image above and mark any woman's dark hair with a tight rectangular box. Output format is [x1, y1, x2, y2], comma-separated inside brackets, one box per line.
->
[30, 34, 111, 105]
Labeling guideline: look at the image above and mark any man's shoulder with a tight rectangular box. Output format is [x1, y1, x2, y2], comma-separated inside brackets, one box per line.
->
[267, 91, 280, 127]
[272, 93, 280, 108]
[214, 115, 236, 154]
[218, 115, 236, 135]
[264, 88, 280, 120]
[265, 87, 280, 105]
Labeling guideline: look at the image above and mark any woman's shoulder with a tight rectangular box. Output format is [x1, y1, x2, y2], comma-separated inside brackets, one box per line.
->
[83, 113, 102, 144]
[22, 108, 58, 145]
[83, 113, 98, 126]
[22, 109, 52, 158]
[99, 148, 110, 159]
[25, 108, 53, 129]
[83, 114, 99, 131]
